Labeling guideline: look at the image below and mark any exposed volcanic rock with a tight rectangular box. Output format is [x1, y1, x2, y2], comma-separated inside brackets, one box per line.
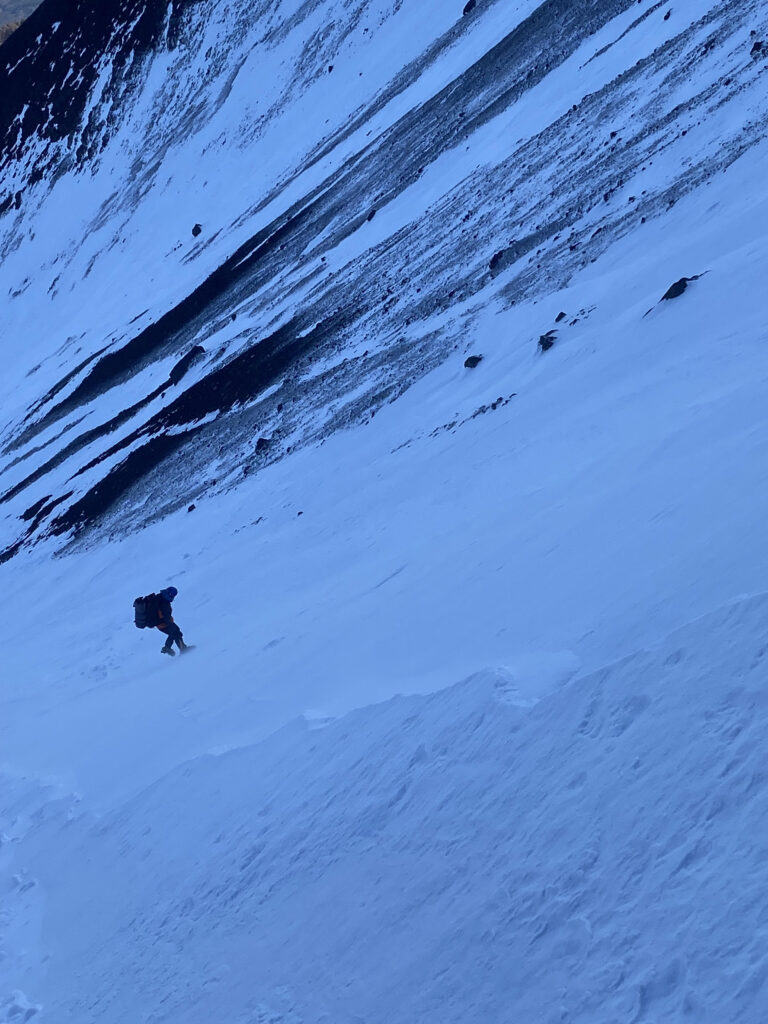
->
[1, 0, 767, 560]
[0, 0, 199, 195]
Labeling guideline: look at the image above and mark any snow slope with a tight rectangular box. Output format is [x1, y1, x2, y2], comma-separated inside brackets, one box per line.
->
[3, 0, 768, 1021]
[6, 593, 768, 1024]
[2, 0, 768, 555]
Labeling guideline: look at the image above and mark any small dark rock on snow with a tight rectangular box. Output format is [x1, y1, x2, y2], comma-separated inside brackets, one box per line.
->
[464, 354, 483, 368]
[555, 311, 567, 323]
[539, 331, 557, 352]
[192, 223, 202, 237]
[661, 275, 700, 301]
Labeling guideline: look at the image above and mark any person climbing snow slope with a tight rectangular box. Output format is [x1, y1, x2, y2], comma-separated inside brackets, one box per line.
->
[155, 586, 187, 656]
[133, 586, 189, 656]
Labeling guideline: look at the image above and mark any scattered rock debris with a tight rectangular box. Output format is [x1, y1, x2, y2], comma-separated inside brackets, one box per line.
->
[430, 392, 516, 438]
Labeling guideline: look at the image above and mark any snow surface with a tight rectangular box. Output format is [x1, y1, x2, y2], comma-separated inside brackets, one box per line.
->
[2, 0, 768, 549]
[3, 0, 768, 1021]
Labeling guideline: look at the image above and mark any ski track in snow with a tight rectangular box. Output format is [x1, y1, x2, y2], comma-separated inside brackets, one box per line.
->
[2, 0, 768, 1021]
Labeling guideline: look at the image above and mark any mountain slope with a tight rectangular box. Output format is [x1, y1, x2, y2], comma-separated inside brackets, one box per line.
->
[3, 138, 768, 1015]
[2, 0, 767, 558]
[3, 1, 768, 1022]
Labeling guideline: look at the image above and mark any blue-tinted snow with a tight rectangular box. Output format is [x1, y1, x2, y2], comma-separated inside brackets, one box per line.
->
[2, 0, 768, 1021]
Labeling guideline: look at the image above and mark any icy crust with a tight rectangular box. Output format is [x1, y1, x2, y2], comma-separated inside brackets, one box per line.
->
[2, 0, 768, 557]
[5, 595, 768, 1022]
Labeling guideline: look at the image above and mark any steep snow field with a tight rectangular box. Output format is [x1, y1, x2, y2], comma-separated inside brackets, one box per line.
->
[3, 0, 768, 1021]
[4, 140, 768, 1020]
[2, 0, 768, 551]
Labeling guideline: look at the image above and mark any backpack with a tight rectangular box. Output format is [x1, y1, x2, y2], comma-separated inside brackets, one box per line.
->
[133, 593, 159, 629]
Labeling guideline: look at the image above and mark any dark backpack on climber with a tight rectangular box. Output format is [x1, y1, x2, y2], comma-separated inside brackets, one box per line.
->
[133, 593, 160, 628]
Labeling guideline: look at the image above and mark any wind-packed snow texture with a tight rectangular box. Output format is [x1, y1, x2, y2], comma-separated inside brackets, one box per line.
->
[2, 0, 768, 1021]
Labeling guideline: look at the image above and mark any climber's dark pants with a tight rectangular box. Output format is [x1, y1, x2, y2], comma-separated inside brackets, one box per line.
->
[158, 622, 184, 651]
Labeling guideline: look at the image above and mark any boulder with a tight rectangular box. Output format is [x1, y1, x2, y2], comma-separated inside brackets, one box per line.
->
[661, 275, 700, 301]
[539, 330, 557, 352]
